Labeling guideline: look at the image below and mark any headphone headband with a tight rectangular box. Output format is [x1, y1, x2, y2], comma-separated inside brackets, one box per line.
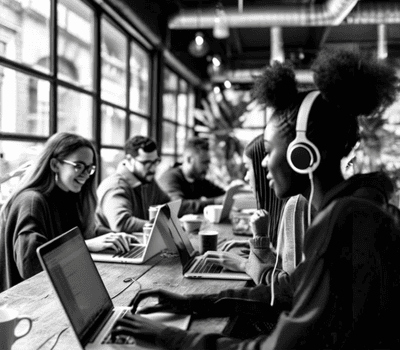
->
[295, 91, 320, 132]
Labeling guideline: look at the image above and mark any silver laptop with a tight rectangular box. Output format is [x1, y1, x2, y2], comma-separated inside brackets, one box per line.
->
[218, 184, 244, 223]
[90, 199, 182, 264]
[158, 204, 251, 281]
[36, 226, 190, 349]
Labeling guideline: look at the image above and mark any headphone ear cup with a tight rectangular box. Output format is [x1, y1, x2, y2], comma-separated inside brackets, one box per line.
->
[288, 144, 314, 172]
[287, 139, 321, 174]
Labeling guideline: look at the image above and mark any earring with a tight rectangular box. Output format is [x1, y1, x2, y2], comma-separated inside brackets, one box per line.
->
[55, 172, 59, 183]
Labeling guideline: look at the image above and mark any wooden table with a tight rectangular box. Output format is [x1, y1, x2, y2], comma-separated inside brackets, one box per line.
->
[0, 220, 249, 350]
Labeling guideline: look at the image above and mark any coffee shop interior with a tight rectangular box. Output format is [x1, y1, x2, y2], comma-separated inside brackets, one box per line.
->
[1, 0, 400, 349]
[1, 0, 400, 197]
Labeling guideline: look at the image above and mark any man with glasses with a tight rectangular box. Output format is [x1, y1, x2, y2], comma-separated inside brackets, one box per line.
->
[96, 136, 170, 233]
[158, 136, 226, 214]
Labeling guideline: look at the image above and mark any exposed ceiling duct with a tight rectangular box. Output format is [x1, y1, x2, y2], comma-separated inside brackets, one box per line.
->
[169, 1, 400, 29]
[346, 2, 400, 24]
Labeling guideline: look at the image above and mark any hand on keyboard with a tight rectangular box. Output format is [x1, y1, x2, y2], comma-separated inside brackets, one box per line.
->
[86, 232, 136, 253]
[202, 250, 247, 272]
[130, 289, 193, 315]
[111, 314, 167, 343]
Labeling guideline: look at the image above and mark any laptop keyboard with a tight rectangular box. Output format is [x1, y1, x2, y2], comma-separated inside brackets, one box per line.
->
[102, 333, 136, 344]
[101, 310, 136, 345]
[115, 245, 145, 259]
[192, 259, 224, 273]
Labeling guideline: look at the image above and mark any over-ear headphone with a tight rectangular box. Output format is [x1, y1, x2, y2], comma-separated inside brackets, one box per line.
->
[286, 91, 321, 174]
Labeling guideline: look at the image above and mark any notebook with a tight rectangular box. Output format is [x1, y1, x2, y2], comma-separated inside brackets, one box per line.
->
[36, 226, 191, 349]
[218, 184, 244, 223]
[90, 199, 182, 264]
[158, 204, 251, 281]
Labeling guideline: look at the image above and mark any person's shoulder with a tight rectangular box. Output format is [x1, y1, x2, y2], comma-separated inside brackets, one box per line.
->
[9, 190, 48, 213]
[161, 165, 181, 177]
[284, 195, 307, 212]
[158, 166, 182, 182]
[14, 190, 45, 203]
[322, 196, 390, 228]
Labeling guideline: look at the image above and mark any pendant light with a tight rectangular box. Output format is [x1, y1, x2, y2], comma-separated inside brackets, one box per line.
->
[213, 2, 229, 39]
[189, 32, 209, 57]
[188, 5, 209, 57]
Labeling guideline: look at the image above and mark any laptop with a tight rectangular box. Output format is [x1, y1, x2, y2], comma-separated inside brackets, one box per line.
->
[90, 199, 182, 264]
[36, 226, 191, 349]
[158, 204, 251, 281]
[218, 184, 244, 223]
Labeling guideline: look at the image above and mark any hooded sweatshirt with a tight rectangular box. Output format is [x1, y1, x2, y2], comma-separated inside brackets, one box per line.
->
[152, 172, 400, 350]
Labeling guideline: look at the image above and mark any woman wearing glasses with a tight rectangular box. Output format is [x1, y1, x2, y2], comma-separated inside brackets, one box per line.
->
[0, 132, 135, 292]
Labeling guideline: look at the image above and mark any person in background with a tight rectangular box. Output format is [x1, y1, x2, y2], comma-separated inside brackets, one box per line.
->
[205, 134, 311, 286]
[157, 137, 226, 214]
[0, 132, 134, 292]
[117, 48, 400, 349]
[96, 136, 170, 233]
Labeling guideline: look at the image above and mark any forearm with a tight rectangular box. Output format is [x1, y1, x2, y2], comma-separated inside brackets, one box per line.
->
[156, 327, 277, 350]
[246, 237, 277, 284]
[186, 284, 284, 317]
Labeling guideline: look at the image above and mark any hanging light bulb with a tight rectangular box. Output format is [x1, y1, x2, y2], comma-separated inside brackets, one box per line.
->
[188, 32, 209, 57]
[212, 55, 221, 67]
[224, 79, 232, 89]
[213, 2, 229, 39]
[195, 33, 204, 46]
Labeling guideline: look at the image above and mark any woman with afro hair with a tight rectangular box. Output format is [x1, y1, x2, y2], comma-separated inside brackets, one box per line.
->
[116, 48, 400, 349]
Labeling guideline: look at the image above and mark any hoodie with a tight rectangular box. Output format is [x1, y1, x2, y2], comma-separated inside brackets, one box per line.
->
[153, 172, 400, 350]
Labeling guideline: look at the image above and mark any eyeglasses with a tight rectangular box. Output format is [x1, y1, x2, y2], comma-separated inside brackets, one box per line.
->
[61, 159, 96, 176]
[134, 157, 161, 168]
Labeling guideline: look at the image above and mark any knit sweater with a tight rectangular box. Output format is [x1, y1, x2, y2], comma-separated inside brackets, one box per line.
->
[96, 162, 171, 232]
[245, 195, 310, 285]
[0, 187, 107, 292]
[157, 166, 225, 214]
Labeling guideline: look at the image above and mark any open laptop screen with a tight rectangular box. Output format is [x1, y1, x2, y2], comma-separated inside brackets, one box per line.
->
[159, 205, 197, 262]
[37, 227, 112, 343]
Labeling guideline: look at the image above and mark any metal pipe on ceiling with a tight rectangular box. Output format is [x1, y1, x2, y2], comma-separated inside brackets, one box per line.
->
[169, 1, 400, 29]
[346, 2, 400, 24]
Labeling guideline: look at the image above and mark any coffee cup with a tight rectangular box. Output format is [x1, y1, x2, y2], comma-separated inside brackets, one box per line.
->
[198, 230, 219, 254]
[0, 308, 33, 350]
[148, 205, 160, 222]
[203, 204, 223, 223]
[180, 215, 202, 234]
[182, 219, 202, 234]
[142, 223, 153, 244]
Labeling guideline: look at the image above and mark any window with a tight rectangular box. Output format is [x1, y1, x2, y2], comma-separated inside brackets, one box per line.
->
[0, 0, 51, 73]
[101, 18, 127, 107]
[130, 41, 150, 115]
[1, 67, 50, 136]
[100, 148, 125, 180]
[161, 67, 195, 169]
[58, 86, 93, 138]
[0, 140, 44, 201]
[0, 0, 197, 199]
[163, 68, 178, 121]
[101, 105, 126, 146]
[57, 0, 94, 89]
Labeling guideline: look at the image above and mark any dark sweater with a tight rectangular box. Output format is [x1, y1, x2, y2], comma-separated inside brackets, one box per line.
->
[153, 172, 400, 349]
[157, 166, 225, 214]
[0, 187, 104, 292]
